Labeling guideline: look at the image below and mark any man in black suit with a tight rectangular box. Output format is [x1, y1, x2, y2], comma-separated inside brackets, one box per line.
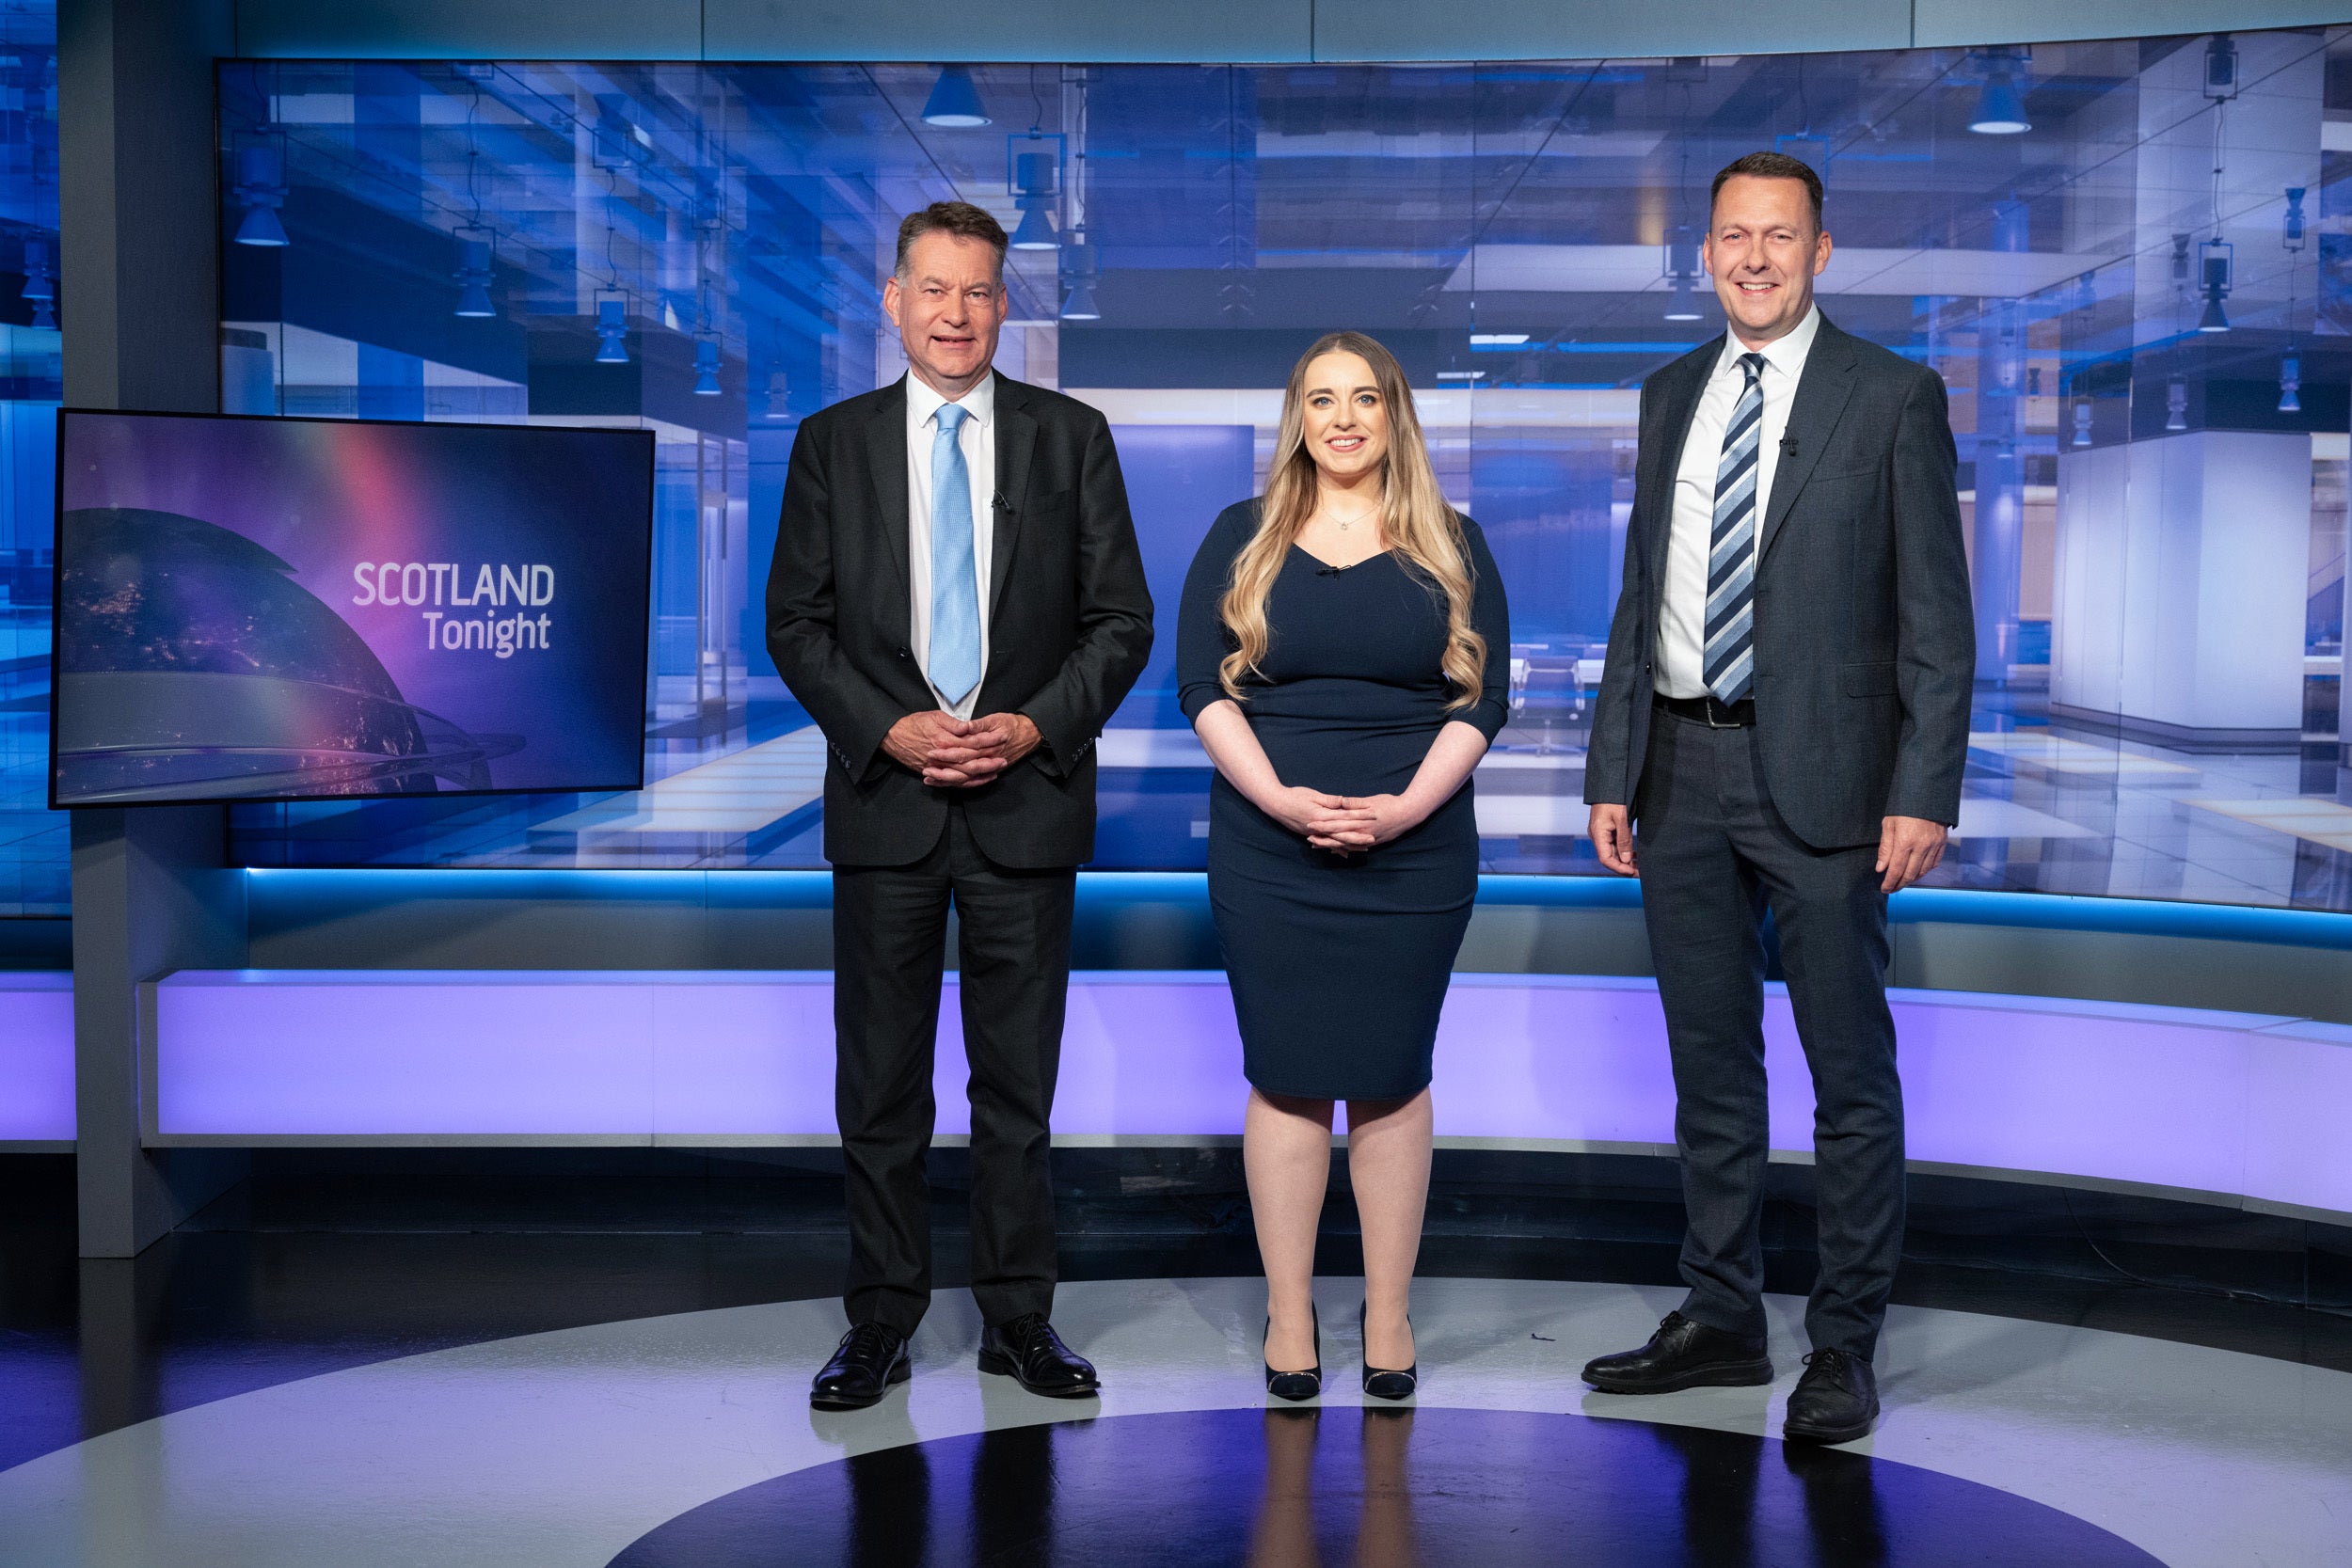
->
[1581, 153, 1974, 1443]
[767, 201, 1152, 1409]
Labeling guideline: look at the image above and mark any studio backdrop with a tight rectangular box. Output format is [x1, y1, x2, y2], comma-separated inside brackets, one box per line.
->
[6, 24, 2352, 914]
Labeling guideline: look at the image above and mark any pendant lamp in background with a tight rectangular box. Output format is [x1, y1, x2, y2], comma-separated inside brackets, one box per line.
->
[922, 66, 988, 128]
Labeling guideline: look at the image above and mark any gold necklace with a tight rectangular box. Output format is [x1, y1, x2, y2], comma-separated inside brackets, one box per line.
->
[1325, 498, 1379, 531]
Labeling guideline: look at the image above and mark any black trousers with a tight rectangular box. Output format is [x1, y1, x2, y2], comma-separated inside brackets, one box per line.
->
[1634, 708, 1905, 1357]
[832, 802, 1076, 1336]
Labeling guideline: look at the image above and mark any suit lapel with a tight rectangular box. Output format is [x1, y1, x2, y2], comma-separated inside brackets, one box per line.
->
[1758, 321, 1858, 562]
[865, 377, 912, 640]
[989, 372, 1037, 625]
[1643, 341, 1718, 593]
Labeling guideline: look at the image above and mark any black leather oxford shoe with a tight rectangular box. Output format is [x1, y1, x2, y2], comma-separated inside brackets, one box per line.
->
[977, 1313, 1101, 1398]
[809, 1322, 912, 1411]
[1783, 1347, 1879, 1444]
[1581, 1310, 1773, 1395]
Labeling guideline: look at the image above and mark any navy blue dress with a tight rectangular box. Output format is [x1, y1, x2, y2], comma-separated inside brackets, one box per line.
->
[1176, 501, 1511, 1101]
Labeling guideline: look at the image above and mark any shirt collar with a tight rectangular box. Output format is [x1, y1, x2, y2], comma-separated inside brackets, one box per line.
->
[906, 369, 995, 429]
[1715, 304, 1821, 383]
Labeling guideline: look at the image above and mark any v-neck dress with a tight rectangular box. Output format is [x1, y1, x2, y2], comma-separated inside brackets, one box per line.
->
[1175, 499, 1512, 1100]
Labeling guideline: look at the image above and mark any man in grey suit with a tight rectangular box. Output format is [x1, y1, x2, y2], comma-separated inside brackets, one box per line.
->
[1581, 152, 1974, 1444]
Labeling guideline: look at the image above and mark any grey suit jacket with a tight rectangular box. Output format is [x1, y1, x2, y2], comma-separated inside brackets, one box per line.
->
[1583, 316, 1975, 849]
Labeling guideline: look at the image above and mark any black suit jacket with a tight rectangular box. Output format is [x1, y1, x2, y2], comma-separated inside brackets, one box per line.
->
[765, 372, 1154, 869]
[1584, 316, 1975, 849]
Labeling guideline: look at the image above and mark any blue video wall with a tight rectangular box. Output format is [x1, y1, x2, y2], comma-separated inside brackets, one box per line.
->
[9, 30, 2347, 913]
[0, 0, 56, 915]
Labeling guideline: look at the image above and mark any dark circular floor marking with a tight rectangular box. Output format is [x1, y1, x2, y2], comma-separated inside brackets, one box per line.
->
[608, 1406, 2162, 1567]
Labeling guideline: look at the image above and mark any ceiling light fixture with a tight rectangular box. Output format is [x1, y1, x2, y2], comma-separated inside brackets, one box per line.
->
[2196, 236, 2233, 332]
[1968, 50, 2031, 135]
[595, 296, 629, 364]
[1059, 238, 1101, 322]
[232, 142, 291, 246]
[921, 65, 989, 128]
[19, 237, 53, 329]
[453, 230, 495, 318]
[1661, 226, 1704, 320]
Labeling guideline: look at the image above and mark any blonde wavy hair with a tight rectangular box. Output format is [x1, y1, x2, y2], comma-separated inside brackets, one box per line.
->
[1218, 331, 1486, 709]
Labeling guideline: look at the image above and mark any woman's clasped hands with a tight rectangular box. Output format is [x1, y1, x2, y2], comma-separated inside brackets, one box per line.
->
[1262, 784, 1425, 854]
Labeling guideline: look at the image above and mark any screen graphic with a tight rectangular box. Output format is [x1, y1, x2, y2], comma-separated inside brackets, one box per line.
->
[51, 412, 653, 806]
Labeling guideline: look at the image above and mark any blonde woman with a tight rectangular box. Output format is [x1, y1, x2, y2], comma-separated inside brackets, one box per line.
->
[1175, 332, 1510, 1402]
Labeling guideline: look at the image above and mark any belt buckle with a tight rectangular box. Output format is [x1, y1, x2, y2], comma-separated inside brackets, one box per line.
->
[1703, 696, 1734, 728]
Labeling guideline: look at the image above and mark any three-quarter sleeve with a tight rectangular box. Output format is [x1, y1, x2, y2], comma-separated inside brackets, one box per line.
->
[1458, 517, 1513, 742]
[1177, 501, 1255, 725]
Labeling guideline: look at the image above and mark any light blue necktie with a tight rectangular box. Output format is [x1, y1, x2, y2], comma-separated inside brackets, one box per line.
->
[927, 403, 981, 705]
[1704, 353, 1767, 705]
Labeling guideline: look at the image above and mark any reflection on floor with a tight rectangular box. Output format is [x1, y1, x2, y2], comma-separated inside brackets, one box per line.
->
[615, 1406, 2162, 1567]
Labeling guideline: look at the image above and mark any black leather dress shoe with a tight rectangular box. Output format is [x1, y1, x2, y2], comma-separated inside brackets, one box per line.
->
[810, 1322, 911, 1411]
[978, 1313, 1100, 1398]
[1784, 1347, 1879, 1444]
[1581, 1310, 1773, 1395]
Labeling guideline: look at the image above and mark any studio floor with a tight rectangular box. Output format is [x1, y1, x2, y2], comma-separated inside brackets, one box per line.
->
[2, 1155, 2349, 1567]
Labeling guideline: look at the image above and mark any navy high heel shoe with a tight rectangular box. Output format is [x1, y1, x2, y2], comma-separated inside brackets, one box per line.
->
[1359, 1303, 1418, 1401]
[1264, 1303, 1322, 1402]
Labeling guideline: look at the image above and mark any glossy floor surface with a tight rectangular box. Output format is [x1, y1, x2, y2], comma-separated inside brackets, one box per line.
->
[2, 1274, 2348, 1567]
[5, 1157, 2352, 1566]
[616, 1405, 2164, 1568]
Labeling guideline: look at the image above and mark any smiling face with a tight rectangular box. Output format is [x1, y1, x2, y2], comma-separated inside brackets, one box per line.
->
[1299, 351, 1391, 490]
[1704, 174, 1833, 348]
[882, 230, 1008, 398]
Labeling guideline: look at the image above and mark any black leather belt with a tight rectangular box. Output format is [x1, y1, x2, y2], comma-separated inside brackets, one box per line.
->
[1654, 692, 1756, 727]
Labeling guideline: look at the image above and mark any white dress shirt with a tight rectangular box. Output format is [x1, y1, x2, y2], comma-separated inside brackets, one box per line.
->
[1656, 305, 1821, 699]
[905, 372, 996, 719]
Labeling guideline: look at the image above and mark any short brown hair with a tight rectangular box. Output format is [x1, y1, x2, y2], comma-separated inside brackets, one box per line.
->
[895, 201, 1008, 279]
[1709, 151, 1824, 230]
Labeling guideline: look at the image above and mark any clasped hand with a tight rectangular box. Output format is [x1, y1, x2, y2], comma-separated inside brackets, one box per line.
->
[1264, 785, 1422, 854]
[884, 710, 1041, 787]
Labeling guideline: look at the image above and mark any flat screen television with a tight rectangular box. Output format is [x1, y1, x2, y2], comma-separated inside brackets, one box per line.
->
[49, 410, 655, 807]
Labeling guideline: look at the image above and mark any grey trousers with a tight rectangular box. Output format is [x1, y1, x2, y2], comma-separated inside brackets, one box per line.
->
[1633, 706, 1905, 1357]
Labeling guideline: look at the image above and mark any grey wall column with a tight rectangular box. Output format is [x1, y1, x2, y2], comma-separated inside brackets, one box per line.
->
[59, 0, 245, 1258]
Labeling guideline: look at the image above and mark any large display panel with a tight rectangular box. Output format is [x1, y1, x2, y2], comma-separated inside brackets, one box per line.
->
[0, 1, 59, 912]
[208, 34, 2352, 909]
[51, 411, 653, 806]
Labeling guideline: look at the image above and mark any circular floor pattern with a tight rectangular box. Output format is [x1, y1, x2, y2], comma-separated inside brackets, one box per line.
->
[3, 1277, 2347, 1568]
[611, 1405, 2163, 1568]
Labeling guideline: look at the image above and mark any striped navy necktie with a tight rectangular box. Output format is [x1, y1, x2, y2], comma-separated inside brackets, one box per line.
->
[1704, 352, 1767, 705]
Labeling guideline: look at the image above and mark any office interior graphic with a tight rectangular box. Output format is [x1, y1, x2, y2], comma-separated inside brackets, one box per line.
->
[201, 34, 2352, 910]
[0, 0, 54, 914]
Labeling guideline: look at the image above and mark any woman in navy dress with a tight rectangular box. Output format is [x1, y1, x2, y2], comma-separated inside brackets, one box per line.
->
[1176, 331, 1510, 1401]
